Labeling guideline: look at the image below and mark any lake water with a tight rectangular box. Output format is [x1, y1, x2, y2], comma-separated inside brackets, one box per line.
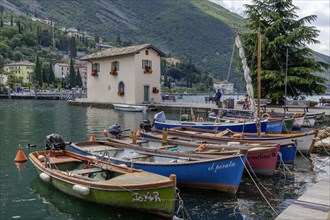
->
[0, 99, 329, 220]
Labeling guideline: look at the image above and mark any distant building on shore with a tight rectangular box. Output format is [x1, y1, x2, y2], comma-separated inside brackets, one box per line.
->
[213, 81, 234, 94]
[54, 63, 70, 79]
[3, 60, 35, 85]
[81, 44, 165, 104]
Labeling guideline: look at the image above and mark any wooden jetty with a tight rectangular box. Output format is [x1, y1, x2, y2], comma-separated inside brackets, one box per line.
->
[68, 99, 330, 123]
[276, 175, 330, 220]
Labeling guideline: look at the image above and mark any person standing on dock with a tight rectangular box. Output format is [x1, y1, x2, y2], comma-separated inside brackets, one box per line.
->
[215, 89, 222, 107]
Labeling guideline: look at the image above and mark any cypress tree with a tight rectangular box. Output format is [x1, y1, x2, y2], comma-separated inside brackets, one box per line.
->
[17, 20, 21, 33]
[69, 58, 76, 88]
[34, 56, 43, 87]
[48, 63, 55, 85]
[76, 68, 82, 87]
[69, 37, 77, 58]
[243, 0, 329, 102]
[42, 65, 49, 84]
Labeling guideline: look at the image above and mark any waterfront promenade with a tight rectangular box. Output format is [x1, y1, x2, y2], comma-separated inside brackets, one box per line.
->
[275, 175, 330, 220]
[69, 98, 330, 123]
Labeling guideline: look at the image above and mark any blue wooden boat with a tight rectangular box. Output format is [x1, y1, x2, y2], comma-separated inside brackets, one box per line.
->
[153, 111, 268, 133]
[68, 140, 247, 194]
[265, 118, 284, 134]
[139, 128, 298, 164]
[208, 112, 283, 134]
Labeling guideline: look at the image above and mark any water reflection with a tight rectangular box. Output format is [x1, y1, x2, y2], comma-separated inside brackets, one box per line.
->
[1, 100, 329, 220]
[30, 178, 162, 220]
[85, 107, 152, 139]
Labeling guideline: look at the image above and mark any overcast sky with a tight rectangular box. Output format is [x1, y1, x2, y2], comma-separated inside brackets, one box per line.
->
[210, 0, 330, 56]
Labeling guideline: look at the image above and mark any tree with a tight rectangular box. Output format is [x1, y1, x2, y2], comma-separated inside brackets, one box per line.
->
[48, 63, 55, 85]
[243, 0, 329, 102]
[42, 64, 49, 84]
[76, 68, 82, 87]
[69, 37, 77, 58]
[69, 58, 76, 88]
[34, 56, 42, 87]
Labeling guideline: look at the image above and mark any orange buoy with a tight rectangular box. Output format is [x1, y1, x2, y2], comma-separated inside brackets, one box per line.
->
[14, 149, 27, 163]
[89, 135, 96, 142]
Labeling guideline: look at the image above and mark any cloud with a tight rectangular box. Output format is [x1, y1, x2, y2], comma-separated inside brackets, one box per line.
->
[210, 0, 330, 56]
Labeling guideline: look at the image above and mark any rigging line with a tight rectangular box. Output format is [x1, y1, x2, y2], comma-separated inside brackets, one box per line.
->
[239, 156, 278, 215]
[227, 41, 236, 81]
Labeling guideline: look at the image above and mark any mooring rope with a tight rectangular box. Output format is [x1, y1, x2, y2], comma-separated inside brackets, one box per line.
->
[239, 156, 278, 215]
[319, 140, 330, 155]
[244, 159, 274, 196]
[277, 152, 293, 181]
[295, 146, 322, 170]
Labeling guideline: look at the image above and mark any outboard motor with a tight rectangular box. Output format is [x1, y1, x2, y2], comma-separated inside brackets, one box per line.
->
[139, 120, 152, 132]
[45, 134, 66, 150]
[108, 124, 122, 137]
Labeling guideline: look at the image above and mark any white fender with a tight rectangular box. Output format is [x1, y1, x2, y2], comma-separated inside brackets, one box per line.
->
[73, 184, 90, 196]
[227, 142, 240, 145]
[39, 172, 50, 182]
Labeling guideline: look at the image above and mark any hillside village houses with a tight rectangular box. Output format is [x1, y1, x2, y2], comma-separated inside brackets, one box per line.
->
[53, 63, 70, 79]
[3, 60, 35, 85]
[81, 44, 164, 104]
[2, 60, 87, 89]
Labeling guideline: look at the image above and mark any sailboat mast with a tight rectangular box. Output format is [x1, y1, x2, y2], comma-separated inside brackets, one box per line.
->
[257, 29, 261, 137]
[284, 48, 288, 115]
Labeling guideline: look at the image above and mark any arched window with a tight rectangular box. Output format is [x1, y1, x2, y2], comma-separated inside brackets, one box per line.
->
[117, 81, 125, 96]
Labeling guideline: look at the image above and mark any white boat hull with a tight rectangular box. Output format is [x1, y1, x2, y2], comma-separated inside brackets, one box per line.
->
[113, 104, 147, 112]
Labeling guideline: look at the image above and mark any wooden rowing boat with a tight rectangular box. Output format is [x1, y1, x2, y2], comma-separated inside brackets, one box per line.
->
[29, 149, 176, 218]
[68, 140, 247, 194]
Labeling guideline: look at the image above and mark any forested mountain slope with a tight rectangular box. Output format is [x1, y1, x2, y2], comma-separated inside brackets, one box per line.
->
[2, 0, 246, 83]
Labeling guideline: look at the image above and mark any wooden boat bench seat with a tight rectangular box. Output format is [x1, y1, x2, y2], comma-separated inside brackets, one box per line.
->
[157, 144, 178, 149]
[50, 156, 81, 164]
[124, 154, 151, 160]
[71, 167, 103, 175]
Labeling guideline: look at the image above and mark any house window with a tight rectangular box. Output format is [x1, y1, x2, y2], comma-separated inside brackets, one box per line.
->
[111, 61, 119, 70]
[91, 63, 100, 77]
[142, 60, 152, 69]
[145, 50, 149, 55]
[110, 61, 119, 75]
[92, 63, 100, 72]
[117, 81, 125, 96]
[142, 60, 153, 74]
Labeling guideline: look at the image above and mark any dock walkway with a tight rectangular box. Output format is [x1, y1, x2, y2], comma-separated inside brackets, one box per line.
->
[275, 175, 330, 220]
[68, 98, 330, 122]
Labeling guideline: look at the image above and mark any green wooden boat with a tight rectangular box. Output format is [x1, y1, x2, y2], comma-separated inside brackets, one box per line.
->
[29, 150, 176, 219]
[282, 117, 294, 133]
